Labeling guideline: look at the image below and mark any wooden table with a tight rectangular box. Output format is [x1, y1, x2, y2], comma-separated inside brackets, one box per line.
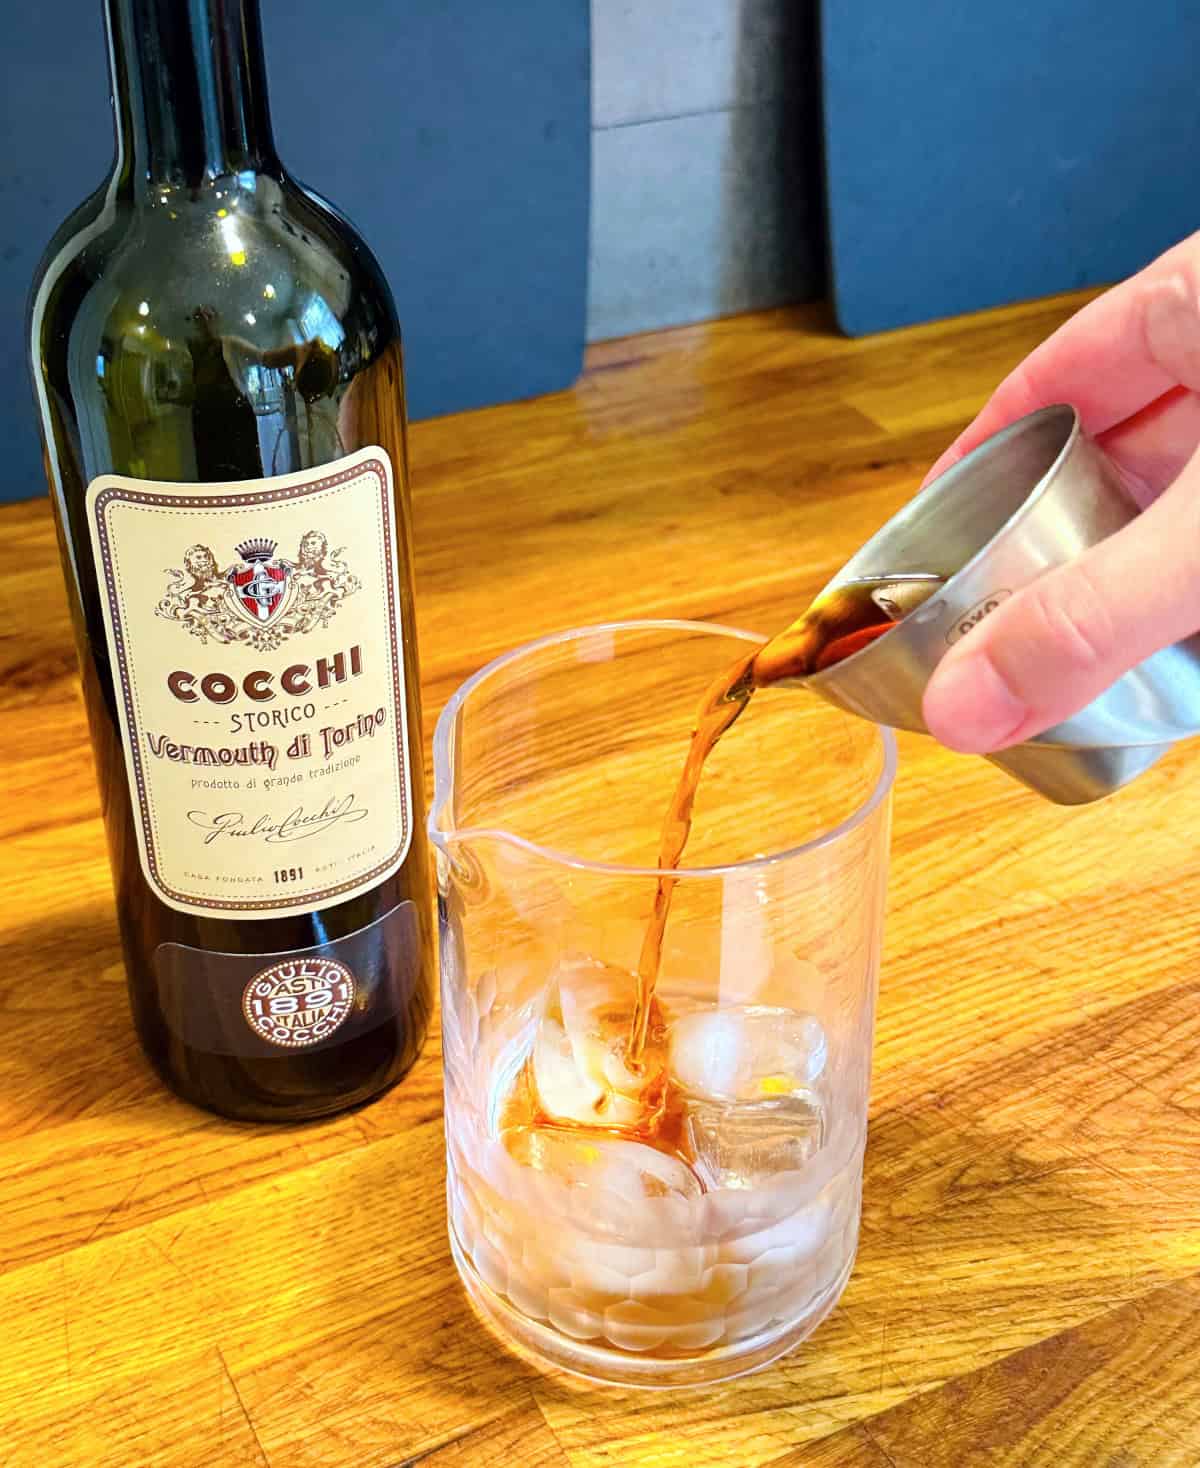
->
[6, 290, 1200, 1467]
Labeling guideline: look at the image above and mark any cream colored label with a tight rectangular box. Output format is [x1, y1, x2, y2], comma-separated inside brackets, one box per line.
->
[86, 448, 412, 919]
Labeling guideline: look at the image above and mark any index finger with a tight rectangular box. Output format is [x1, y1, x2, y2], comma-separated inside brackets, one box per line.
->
[922, 230, 1200, 485]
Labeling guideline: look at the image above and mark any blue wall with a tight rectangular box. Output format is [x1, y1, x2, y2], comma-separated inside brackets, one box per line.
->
[10, 3, 1194, 502]
[823, 2, 1200, 336]
[1, 0, 591, 503]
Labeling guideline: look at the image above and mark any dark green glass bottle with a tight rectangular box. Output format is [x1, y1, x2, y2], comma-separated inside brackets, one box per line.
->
[30, 0, 433, 1121]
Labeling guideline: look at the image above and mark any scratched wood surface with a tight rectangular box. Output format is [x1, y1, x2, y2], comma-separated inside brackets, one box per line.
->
[5, 289, 1200, 1467]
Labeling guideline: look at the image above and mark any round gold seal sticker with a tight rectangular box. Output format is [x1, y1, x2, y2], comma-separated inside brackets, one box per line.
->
[242, 957, 356, 1048]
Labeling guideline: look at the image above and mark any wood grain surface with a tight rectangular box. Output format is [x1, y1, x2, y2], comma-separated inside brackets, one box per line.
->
[6, 289, 1200, 1467]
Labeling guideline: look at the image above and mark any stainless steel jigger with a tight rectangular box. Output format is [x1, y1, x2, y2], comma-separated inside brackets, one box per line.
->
[800, 403, 1200, 804]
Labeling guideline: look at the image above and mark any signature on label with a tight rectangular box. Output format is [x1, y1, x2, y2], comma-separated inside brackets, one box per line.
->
[187, 793, 369, 845]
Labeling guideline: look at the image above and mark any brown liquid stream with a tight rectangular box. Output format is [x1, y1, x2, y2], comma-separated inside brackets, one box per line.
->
[626, 576, 942, 1065]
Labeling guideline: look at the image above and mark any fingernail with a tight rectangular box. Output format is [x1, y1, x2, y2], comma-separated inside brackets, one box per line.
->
[924, 653, 1028, 753]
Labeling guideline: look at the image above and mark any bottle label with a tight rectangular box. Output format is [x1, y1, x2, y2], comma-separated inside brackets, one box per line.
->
[86, 447, 412, 919]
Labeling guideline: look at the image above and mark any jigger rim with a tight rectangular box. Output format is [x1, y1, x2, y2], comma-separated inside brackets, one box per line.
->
[429, 618, 897, 879]
[804, 402, 1080, 686]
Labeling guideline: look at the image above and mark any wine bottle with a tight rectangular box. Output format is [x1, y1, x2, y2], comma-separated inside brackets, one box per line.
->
[28, 0, 434, 1121]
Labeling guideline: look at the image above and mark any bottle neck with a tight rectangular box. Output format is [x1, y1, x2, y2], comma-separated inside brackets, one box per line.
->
[105, 0, 279, 191]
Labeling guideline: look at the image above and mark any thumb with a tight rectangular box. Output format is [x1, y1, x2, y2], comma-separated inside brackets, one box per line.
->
[922, 444, 1200, 753]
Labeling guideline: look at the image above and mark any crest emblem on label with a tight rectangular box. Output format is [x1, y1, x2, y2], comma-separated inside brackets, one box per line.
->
[156, 528, 361, 652]
[228, 538, 292, 624]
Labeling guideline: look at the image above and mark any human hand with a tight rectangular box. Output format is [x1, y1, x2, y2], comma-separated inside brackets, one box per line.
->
[921, 232, 1200, 754]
